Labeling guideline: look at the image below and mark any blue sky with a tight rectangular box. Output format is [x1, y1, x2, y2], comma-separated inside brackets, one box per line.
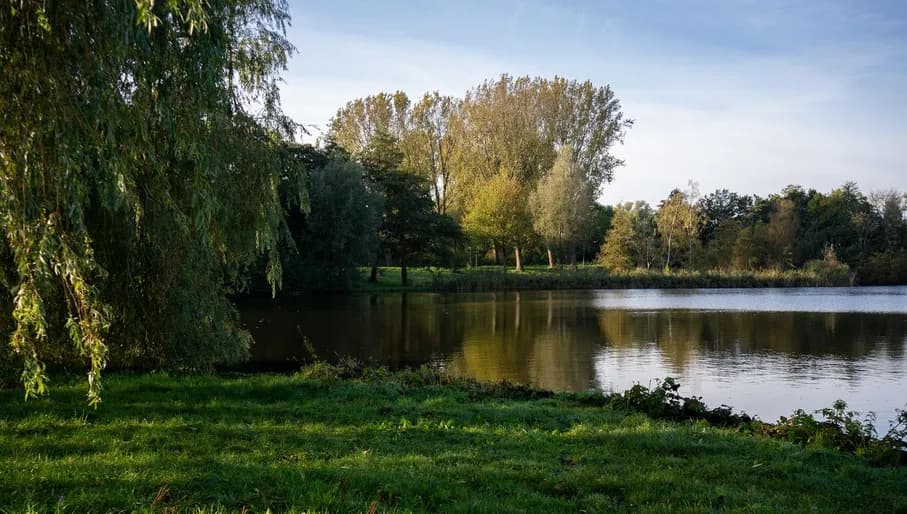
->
[279, 0, 907, 205]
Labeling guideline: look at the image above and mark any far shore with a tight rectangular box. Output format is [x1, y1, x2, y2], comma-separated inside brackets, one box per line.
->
[264, 265, 870, 295]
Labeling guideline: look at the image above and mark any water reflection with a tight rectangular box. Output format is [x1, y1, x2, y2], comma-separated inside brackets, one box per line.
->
[239, 288, 907, 424]
[597, 310, 907, 375]
[447, 292, 602, 391]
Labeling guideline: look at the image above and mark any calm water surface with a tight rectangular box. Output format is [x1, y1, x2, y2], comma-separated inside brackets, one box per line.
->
[240, 287, 907, 428]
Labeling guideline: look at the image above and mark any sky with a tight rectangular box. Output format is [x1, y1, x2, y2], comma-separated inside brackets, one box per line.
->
[278, 0, 907, 205]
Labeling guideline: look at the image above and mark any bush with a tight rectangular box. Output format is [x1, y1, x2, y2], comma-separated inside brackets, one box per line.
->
[858, 250, 907, 285]
[767, 401, 907, 466]
[804, 245, 853, 286]
[604, 378, 907, 467]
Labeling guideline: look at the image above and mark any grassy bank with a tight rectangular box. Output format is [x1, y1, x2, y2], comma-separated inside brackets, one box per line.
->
[1, 369, 904, 513]
[353, 266, 852, 293]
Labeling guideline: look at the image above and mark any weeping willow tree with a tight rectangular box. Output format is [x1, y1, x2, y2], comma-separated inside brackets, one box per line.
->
[0, 0, 305, 403]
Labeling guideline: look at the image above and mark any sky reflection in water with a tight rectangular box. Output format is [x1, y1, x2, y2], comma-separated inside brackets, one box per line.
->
[240, 287, 907, 427]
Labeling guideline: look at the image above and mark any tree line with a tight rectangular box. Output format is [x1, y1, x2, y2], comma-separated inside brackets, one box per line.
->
[274, 76, 629, 289]
[599, 183, 907, 284]
[287, 82, 905, 288]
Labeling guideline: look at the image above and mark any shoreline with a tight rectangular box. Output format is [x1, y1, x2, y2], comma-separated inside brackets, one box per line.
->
[271, 266, 869, 295]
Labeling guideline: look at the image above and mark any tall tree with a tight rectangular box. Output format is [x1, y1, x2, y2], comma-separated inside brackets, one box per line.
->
[285, 152, 382, 290]
[802, 182, 878, 266]
[762, 198, 800, 269]
[628, 202, 660, 269]
[454, 76, 549, 192]
[403, 92, 461, 216]
[0, 0, 301, 402]
[597, 207, 635, 271]
[683, 182, 702, 270]
[583, 204, 615, 265]
[463, 172, 534, 272]
[698, 189, 754, 244]
[872, 190, 906, 252]
[358, 130, 404, 283]
[379, 172, 461, 286]
[329, 76, 633, 259]
[329, 91, 410, 155]
[702, 219, 743, 270]
[529, 145, 595, 267]
[656, 190, 698, 270]
[534, 76, 634, 193]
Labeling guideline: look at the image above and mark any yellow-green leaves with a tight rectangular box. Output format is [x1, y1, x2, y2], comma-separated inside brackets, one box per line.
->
[134, 0, 160, 31]
[327, 76, 632, 268]
[463, 171, 532, 249]
[529, 145, 596, 257]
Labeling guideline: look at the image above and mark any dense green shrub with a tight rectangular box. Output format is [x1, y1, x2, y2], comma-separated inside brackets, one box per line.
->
[604, 378, 907, 466]
[283, 155, 383, 291]
[804, 245, 854, 286]
[858, 250, 907, 285]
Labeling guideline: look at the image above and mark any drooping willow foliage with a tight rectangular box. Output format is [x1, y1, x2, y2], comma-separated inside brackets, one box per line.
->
[0, 0, 306, 403]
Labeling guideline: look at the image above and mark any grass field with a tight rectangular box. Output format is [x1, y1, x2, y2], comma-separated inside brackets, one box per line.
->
[1, 369, 904, 513]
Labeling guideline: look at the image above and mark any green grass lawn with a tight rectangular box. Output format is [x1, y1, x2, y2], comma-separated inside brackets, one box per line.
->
[353, 266, 448, 291]
[1, 370, 905, 513]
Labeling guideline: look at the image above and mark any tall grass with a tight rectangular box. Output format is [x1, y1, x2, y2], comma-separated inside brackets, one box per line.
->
[430, 267, 852, 292]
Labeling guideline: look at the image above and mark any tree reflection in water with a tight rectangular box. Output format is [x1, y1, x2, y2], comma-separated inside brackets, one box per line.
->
[239, 288, 907, 424]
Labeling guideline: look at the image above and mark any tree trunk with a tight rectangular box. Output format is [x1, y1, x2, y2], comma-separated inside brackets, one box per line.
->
[688, 238, 695, 271]
[665, 236, 672, 271]
[400, 292, 409, 348]
[547, 247, 554, 268]
[569, 242, 577, 269]
[369, 262, 378, 283]
[368, 244, 381, 283]
[401, 254, 408, 286]
[688, 242, 693, 271]
[514, 246, 523, 272]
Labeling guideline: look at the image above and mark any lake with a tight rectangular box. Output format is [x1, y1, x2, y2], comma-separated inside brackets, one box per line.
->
[239, 286, 907, 430]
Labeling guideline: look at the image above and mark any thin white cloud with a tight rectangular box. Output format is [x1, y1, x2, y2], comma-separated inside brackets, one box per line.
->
[279, 3, 907, 203]
[282, 25, 529, 139]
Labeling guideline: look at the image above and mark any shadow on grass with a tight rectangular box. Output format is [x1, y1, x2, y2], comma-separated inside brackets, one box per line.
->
[1, 374, 905, 513]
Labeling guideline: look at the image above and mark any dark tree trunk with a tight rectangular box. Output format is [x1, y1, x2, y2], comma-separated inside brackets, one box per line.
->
[368, 244, 381, 283]
[570, 242, 577, 269]
[401, 254, 408, 286]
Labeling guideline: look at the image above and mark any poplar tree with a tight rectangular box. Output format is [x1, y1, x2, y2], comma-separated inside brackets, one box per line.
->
[598, 208, 635, 271]
[463, 172, 533, 272]
[529, 146, 595, 267]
